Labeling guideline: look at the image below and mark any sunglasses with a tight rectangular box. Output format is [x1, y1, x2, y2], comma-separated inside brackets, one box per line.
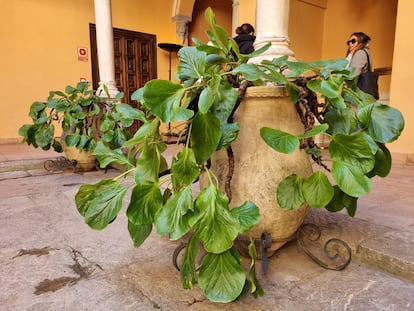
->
[347, 39, 357, 45]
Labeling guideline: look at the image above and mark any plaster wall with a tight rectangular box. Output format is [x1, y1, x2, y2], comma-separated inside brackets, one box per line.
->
[388, 0, 414, 159]
[0, 0, 175, 142]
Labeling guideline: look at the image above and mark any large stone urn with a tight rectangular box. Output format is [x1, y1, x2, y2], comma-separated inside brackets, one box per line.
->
[202, 86, 312, 258]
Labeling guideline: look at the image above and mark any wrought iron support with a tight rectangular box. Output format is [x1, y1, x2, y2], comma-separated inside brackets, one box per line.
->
[172, 223, 352, 274]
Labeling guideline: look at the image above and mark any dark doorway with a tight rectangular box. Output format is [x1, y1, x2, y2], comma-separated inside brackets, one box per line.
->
[89, 24, 157, 132]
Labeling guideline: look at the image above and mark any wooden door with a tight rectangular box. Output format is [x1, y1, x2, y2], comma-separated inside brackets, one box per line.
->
[89, 25, 157, 132]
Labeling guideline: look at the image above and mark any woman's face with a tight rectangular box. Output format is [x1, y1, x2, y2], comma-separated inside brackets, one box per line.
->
[347, 35, 362, 53]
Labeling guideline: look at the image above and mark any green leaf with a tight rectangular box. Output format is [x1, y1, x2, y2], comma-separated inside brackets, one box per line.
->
[134, 143, 163, 184]
[75, 179, 127, 230]
[155, 186, 193, 240]
[93, 141, 131, 168]
[358, 103, 404, 143]
[298, 124, 329, 139]
[198, 86, 215, 113]
[247, 238, 264, 298]
[178, 46, 206, 79]
[217, 123, 240, 150]
[230, 63, 266, 81]
[180, 234, 200, 289]
[331, 161, 371, 197]
[142, 80, 192, 123]
[210, 81, 238, 122]
[34, 124, 55, 148]
[199, 249, 246, 303]
[114, 103, 146, 122]
[277, 174, 305, 210]
[29, 101, 46, 119]
[369, 144, 392, 177]
[302, 171, 334, 208]
[324, 107, 357, 135]
[65, 132, 80, 147]
[230, 201, 260, 233]
[128, 222, 152, 248]
[190, 111, 222, 164]
[171, 147, 200, 187]
[260, 127, 299, 154]
[127, 182, 163, 225]
[190, 185, 239, 253]
[329, 133, 375, 174]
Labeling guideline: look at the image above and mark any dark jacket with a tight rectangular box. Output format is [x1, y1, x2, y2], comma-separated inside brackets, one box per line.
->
[234, 34, 256, 54]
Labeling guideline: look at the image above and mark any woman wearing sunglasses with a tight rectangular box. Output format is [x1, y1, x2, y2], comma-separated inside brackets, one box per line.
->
[346, 32, 379, 99]
[346, 32, 372, 76]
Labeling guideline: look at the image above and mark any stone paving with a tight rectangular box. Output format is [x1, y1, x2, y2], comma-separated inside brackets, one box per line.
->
[0, 144, 413, 310]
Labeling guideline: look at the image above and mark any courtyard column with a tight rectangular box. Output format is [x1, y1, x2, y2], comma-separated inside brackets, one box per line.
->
[232, 0, 240, 36]
[93, 0, 119, 97]
[251, 0, 295, 63]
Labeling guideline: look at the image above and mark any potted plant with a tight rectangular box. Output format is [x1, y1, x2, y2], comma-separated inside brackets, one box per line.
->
[18, 82, 145, 170]
[73, 8, 404, 303]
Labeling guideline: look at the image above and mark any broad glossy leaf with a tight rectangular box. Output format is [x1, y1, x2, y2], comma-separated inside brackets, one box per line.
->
[114, 103, 146, 122]
[134, 144, 162, 184]
[190, 186, 239, 253]
[35, 125, 54, 147]
[190, 111, 221, 164]
[320, 78, 341, 98]
[204, 8, 229, 48]
[325, 185, 347, 212]
[230, 201, 260, 233]
[123, 119, 160, 151]
[75, 179, 127, 230]
[329, 133, 375, 174]
[155, 186, 193, 240]
[128, 222, 152, 248]
[358, 103, 404, 143]
[369, 144, 392, 177]
[29, 101, 46, 119]
[324, 107, 356, 135]
[93, 141, 131, 168]
[285, 60, 312, 77]
[302, 171, 334, 208]
[127, 182, 163, 225]
[332, 161, 371, 197]
[177, 46, 206, 79]
[99, 115, 116, 132]
[199, 249, 245, 303]
[230, 63, 266, 81]
[260, 127, 299, 154]
[142, 80, 192, 123]
[65, 132, 80, 147]
[180, 234, 200, 289]
[217, 123, 240, 150]
[171, 147, 200, 187]
[298, 124, 329, 139]
[277, 174, 305, 210]
[210, 81, 238, 122]
[198, 87, 215, 113]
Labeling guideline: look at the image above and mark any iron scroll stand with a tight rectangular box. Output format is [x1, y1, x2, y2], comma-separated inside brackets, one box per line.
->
[172, 223, 352, 274]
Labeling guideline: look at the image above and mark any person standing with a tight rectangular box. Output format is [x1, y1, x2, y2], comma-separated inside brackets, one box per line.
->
[233, 23, 256, 54]
[346, 32, 372, 76]
[346, 32, 379, 99]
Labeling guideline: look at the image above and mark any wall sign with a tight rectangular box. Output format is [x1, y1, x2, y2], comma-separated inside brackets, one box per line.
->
[77, 47, 88, 62]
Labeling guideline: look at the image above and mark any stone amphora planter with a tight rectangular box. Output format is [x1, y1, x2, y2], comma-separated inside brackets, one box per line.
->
[202, 86, 312, 258]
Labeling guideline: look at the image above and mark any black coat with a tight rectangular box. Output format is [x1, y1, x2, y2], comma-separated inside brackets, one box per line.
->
[234, 34, 256, 54]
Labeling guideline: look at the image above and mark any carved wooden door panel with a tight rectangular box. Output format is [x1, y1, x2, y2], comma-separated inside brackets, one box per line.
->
[90, 25, 157, 133]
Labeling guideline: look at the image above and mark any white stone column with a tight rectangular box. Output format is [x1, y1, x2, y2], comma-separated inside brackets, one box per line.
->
[93, 0, 119, 98]
[232, 0, 240, 37]
[251, 0, 295, 63]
